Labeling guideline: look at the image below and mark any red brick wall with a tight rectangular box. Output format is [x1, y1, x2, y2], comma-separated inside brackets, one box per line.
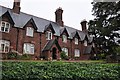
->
[17, 22, 41, 57]
[1, 14, 18, 51]
[1, 14, 92, 60]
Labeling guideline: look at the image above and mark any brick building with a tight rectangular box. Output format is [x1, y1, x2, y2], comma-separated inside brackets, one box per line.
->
[0, 0, 96, 60]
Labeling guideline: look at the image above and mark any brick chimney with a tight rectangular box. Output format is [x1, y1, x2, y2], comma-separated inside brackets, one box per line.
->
[55, 7, 64, 27]
[13, 0, 21, 14]
[80, 19, 87, 31]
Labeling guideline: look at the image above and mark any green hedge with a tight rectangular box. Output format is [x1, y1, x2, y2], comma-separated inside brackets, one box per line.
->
[1, 61, 120, 80]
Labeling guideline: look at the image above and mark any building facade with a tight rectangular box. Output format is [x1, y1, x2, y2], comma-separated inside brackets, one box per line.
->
[0, 0, 96, 60]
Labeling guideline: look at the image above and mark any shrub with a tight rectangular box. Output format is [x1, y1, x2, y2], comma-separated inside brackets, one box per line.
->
[20, 54, 32, 60]
[1, 62, 120, 80]
[60, 51, 68, 60]
[7, 52, 18, 59]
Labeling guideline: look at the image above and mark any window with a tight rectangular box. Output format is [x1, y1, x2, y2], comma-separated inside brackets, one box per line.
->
[0, 40, 10, 53]
[62, 35, 67, 43]
[62, 48, 68, 56]
[0, 21, 10, 33]
[92, 43, 95, 47]
[84, 40, 87, 46]
[26, 27, 34, 37]
[75, 38, 78, 45]
[75, 49, 80, 57]
[23, 43, 34, 54]
[46, 31, 52, 40]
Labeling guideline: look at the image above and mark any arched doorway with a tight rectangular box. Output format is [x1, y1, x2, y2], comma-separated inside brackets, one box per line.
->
[52, 47, 57, 59]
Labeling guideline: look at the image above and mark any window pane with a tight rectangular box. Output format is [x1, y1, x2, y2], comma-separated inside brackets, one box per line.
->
[84, 40, 87, 46]
[62, 35, 67, 43]
[75, 38, 78, 45]
[5, 23, 10, 32]
[62, 48, 68, 56]
[0, 40, 10, 52]
[23, 43, 34, 54]
[46, 31, 52, 40]
[1, 44, 5, 52]
[5, 46, 9, 52]
[1, 22, 5, 31]
[26, 27, 33, 37]
[75, 49, 80, 57]
[46, 32, 48, 39]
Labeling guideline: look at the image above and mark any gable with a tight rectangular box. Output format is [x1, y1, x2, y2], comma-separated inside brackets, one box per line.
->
[1, 11, 14, 25]
[23, 18, 38, 30]
[42, 39, 61, 52]
[72, 31, 80, 39]
[60, 28, 69, 37]
[44, 23, 55, 34]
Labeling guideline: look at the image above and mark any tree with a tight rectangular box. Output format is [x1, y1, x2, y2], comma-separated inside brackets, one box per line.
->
[88, 2, 120, 57]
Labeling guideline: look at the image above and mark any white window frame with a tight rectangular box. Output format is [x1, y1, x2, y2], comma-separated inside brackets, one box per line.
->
[62, 35, 67, 43]
[75, 38, 78, 45]
[46, 31, 52, 40]
[84, 40, 87, 46]
[74, 49, 80, 57]
[62, 47, 68, 56]
[92, 43, 95, 47]
[0, 21, 10, 33]
[0, 40, 10, 53]
[23, 43, 34, 54]
[26, 27, 34, 37]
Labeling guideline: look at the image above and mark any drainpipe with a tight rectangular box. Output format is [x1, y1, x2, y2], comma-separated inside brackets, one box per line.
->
[16, 28, 19, 51]
[40, 33, 42, 58]
[70, 39, 72, 60]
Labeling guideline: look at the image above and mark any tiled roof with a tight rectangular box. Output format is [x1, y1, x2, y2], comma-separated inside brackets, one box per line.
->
[42, 39, 61, 51]
[0, 5, 93, 42]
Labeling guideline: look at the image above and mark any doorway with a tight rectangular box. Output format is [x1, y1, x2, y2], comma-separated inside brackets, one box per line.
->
[52, 47, 57, 59]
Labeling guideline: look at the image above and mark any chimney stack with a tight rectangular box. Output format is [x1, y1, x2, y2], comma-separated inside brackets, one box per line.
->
[13, 0, 21, 14]
[80, 19, 87, 32]
[55, 7, 64, 27]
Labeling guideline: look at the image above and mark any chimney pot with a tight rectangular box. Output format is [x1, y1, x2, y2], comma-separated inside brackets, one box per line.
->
[55, 7, 64, 27]
[13, 0, 21, 14]
[80, 19, 87, 31]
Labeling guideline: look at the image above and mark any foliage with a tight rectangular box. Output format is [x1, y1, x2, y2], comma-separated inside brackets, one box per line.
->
[19, 54, 32, 60]
[60, 51, 68, 60]
[88, 2, 120, 56]
[2, 61, 120, 80]
[7, 52, 18, 59]
[115, 47, 120, 55]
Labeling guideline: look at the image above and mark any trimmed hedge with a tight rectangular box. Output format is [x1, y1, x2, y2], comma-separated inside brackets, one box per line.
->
[2, 61, 120, 80]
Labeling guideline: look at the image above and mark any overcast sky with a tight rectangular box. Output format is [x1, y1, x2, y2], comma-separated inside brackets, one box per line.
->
[0, 0, 94, 30]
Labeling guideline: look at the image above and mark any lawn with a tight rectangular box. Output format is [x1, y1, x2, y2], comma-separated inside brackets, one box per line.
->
[1, 60, 120, 80]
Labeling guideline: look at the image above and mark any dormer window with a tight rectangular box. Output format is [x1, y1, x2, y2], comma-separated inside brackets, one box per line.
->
[26, 27, 34, 37]
[0, 21, 10, 33]
[46, 31, 52, 40]
[84, 40, 87, 46]
[92, 43, 95, 47]
[75, 38, 78, 45]
[62, 35, 67, 43]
